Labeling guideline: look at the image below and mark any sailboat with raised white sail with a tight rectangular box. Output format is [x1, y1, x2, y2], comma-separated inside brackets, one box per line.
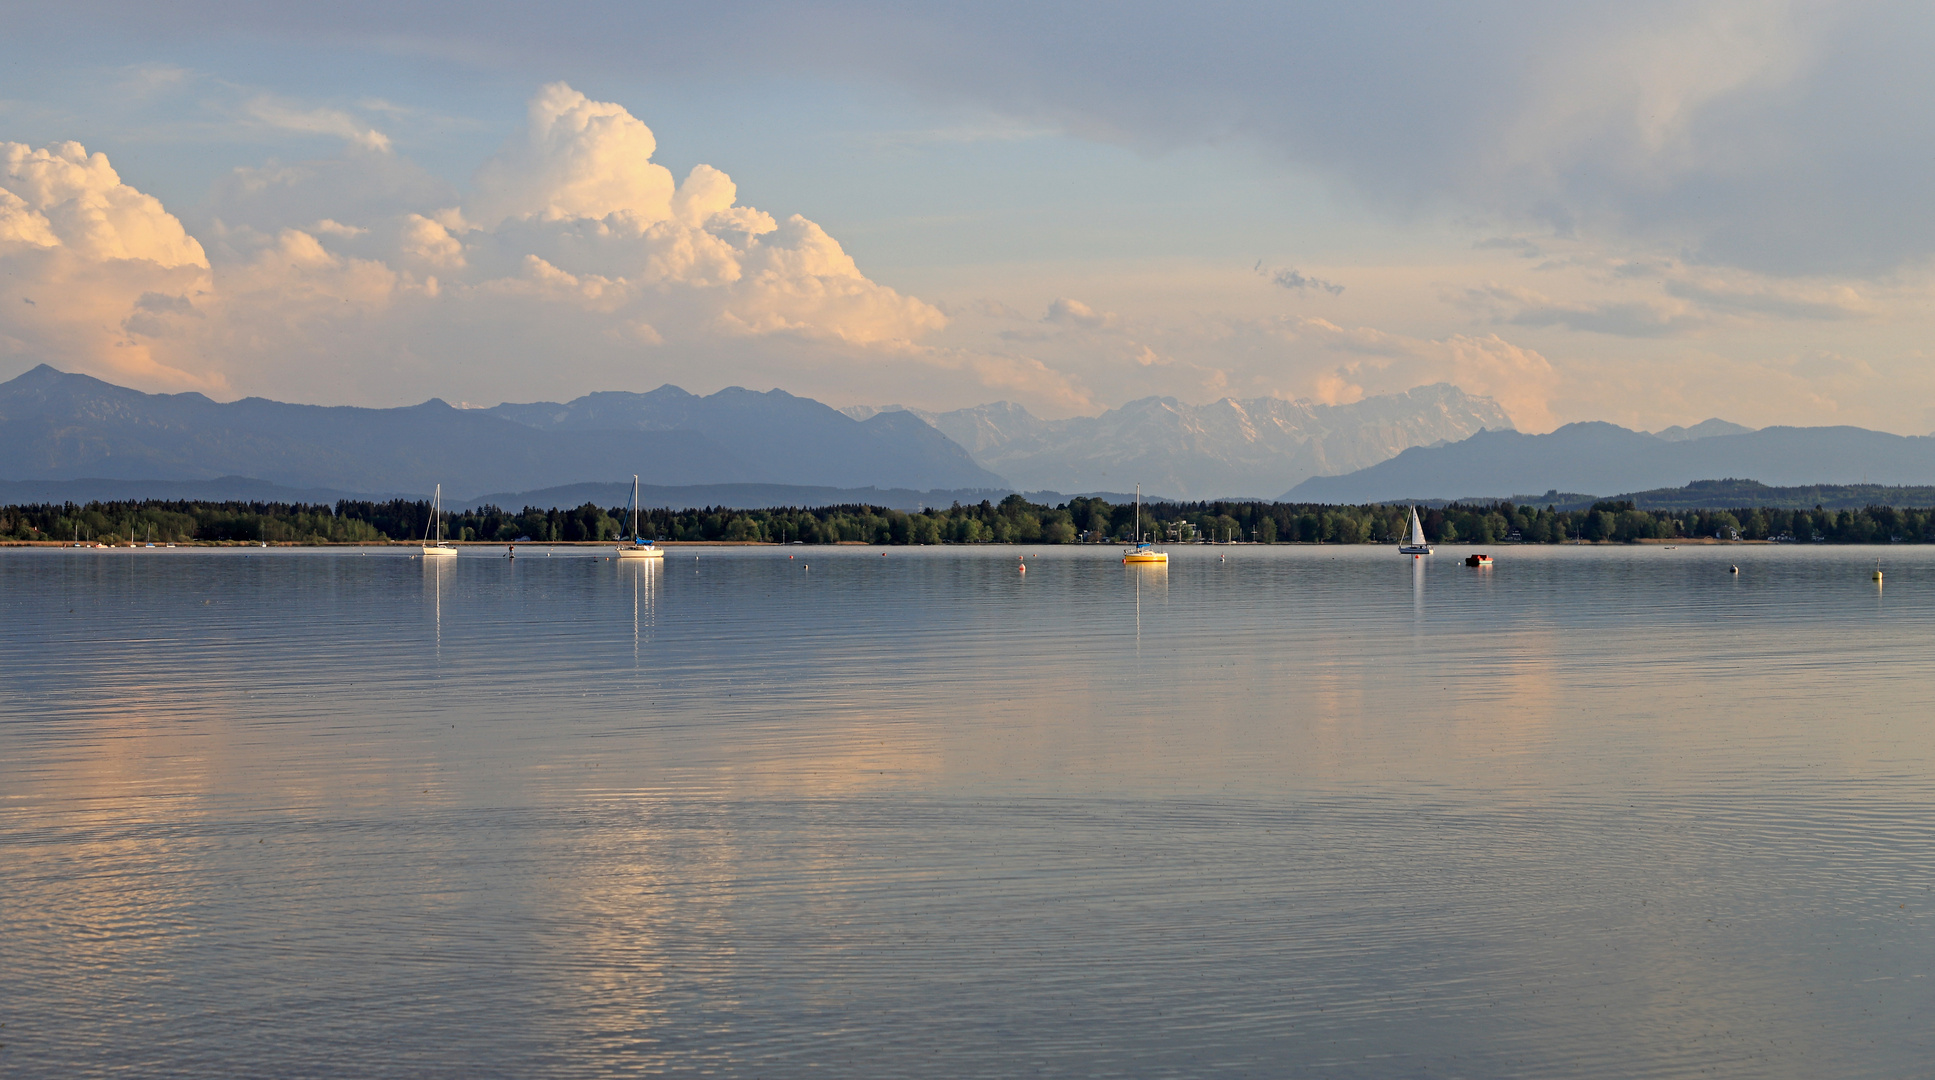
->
[617, 474, 664, 560]
[421, 484, 457, 557]
[1398, 506, 1433, 556]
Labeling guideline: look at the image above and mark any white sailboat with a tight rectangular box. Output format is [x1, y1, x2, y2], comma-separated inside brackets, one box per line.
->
[617, 474, 664, 560]
[421, 484, 457, 557]
[1398, 506, 1433, 556]
[1122, 484, 1168, 564]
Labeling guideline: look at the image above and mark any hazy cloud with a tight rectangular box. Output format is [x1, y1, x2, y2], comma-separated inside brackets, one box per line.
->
[25, 3, 1935, 275]
[1043, 297, 1117, 329]
[1462, 283, 1705, 338]
[1257, 261, 1344, 295]
[1662, 277, 1872, 322]
[241, 96, 393, 152]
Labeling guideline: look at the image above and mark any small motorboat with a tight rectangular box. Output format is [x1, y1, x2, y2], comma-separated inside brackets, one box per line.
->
[1465, 553, 1492, 567]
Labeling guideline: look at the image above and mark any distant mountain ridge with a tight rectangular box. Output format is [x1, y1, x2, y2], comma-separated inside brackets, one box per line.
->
[0, 476, 391, 506]
[846, 384, 1515, 498]
[482, 385, 1001, 491]
[1569, 478, 1935, 511]
[1286, 421, 1935, 503]
[456, 483, 1161, 513]
[0, 366, 1003, 497]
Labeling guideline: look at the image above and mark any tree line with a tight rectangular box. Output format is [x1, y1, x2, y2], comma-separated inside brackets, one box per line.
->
[3, 494, 1933, 546]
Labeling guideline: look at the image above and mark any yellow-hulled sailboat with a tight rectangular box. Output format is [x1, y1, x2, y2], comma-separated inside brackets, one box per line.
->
[617, 474, 664, 560]
[1122, 484, 1168, 564]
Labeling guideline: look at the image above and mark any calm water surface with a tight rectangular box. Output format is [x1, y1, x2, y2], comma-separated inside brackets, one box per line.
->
[2, 544, 1931, 1077]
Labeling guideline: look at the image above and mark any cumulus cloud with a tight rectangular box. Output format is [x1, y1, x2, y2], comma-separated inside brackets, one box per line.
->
[470, 83, 674, 228]
[0, 141, 215, 389]
[2, 86, 973, 407]
[2, 142, 205, 268]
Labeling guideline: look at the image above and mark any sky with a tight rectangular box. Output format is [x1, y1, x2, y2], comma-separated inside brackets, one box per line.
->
[5, 1, 1935, 433]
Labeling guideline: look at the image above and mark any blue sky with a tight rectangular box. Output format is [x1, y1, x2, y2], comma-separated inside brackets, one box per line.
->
[6, 2, 1935, 432]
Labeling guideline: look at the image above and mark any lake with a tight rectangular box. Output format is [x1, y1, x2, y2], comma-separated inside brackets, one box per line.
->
[2, 543, 1931, 1078]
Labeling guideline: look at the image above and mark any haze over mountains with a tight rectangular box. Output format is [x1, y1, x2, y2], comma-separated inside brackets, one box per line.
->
[1287, 422, 1935, 503]
[846, 384, 1515, 499]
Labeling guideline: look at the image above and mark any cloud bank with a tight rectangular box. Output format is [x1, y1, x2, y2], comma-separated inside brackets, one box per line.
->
[2, 84, 997, 406]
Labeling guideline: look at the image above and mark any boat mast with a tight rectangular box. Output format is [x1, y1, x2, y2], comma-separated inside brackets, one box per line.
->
[631, 474, 640, 542]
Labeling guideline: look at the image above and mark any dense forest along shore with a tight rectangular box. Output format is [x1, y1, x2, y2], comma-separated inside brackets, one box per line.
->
[6, 494, 1932, 547]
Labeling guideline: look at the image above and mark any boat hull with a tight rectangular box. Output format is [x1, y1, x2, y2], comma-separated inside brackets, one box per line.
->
[1123, 552, 1168, 564]
[617, 546, 664, 560]
[1398, 545, 1433, 555]
[421, 545, 457, 558]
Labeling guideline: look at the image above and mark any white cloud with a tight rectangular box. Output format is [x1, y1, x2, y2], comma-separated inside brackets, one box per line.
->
[400, 213, 464, 268]
[0, 141, 214, 389]
[1043, 297, 1116, 329]
[3, 142, 206, 267]
[2, 87, 971, 408]
[469, 82, 675, 229]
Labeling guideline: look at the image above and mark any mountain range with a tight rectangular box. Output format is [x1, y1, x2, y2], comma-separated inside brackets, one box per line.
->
[845, 384, 1515, 498]
[1286, 422, 1935, 503]
[16, 363, 1932, 509]
[0, 366, 1524, 502]
[0, 365, 1000, 498]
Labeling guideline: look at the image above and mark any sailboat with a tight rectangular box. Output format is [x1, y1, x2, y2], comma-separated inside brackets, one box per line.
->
[1398, 506, 1433, 556]
[421, 484, 457, 558]
[1122, 484, 1168, 564]
[617, 475, 664, 560]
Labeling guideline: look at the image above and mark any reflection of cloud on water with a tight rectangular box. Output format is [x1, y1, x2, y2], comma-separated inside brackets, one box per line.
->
[703, 720, 944, 798]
